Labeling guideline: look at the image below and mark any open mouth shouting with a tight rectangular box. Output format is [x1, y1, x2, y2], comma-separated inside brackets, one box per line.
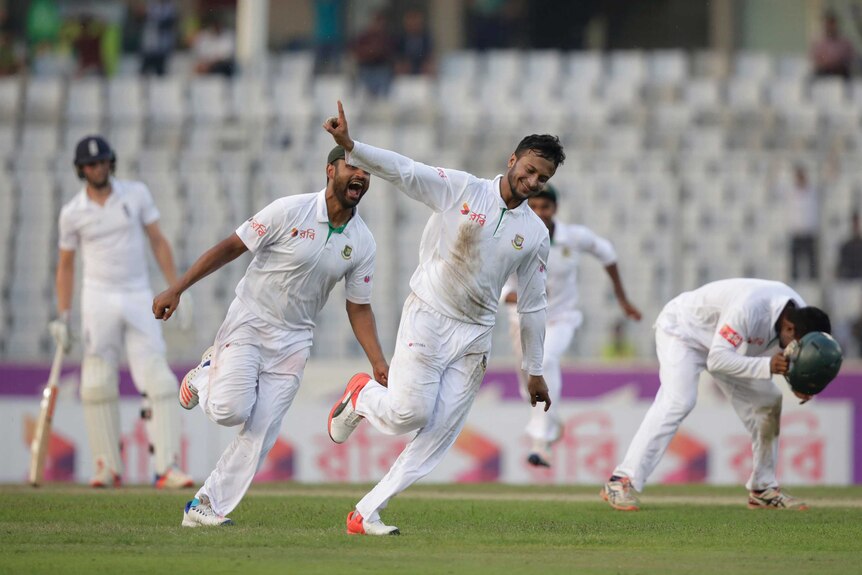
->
[345, 178, 368, 202]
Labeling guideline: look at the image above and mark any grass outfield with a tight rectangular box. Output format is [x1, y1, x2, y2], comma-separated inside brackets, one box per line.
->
[1, 483, 861, 575]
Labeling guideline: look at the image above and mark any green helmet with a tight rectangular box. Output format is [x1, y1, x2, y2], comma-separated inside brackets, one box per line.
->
[784, 332, 844, 395]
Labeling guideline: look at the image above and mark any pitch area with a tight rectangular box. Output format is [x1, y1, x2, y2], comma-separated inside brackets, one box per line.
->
[1, 483, 861, 574]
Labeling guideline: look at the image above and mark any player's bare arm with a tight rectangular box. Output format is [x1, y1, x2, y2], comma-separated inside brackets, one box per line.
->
[50, 249, 76, 352]
[55, 249, 75, 317]
[527, 374, 551, 411]
[323, 100, 355, 152]
[145, 221, 179, 285]
[345, 300, 389, 385]
[605, 263, 642, 321]
[153, 233, 248, 320]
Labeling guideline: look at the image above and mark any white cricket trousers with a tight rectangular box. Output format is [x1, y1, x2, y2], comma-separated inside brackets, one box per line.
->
[614, 328, 782, 492]
[507, 305, 581, 443]
[81, 285, 167, 377]
[355, 294, 492, 522]
[193, 299, 309, 516]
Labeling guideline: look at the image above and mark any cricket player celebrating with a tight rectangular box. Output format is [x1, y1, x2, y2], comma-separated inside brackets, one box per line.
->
[52, 135, 193, 489]
[153, 146, 387, 527]
[503, 186, 641, 468]
[325, 101, 561, 535]
[602, 278, 833, 511]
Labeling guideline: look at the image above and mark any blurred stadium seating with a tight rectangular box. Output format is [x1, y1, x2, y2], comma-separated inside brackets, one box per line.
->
[1, 49, 859, 363]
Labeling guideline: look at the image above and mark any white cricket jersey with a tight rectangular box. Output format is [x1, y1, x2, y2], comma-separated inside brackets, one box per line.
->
[505, 221, 616, 322]
[58, 178, 160, 291]
[346, 141, 549, 327]
[656, 278, 805, 380]
[234, 190, 376, 336]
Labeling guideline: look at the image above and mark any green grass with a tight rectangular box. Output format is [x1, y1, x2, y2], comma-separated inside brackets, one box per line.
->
[1, 484, 861, 574]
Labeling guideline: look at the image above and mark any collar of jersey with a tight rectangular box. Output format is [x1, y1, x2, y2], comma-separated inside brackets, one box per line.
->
[316, 188, 358, 227]
[493, 174, 531, 212]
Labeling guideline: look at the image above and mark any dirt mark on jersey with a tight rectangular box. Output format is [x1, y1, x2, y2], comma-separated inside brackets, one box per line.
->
[443, 223, 486, 320]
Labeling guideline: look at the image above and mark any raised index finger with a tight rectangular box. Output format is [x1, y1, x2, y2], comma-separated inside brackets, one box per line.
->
[337, 100, 345, 121]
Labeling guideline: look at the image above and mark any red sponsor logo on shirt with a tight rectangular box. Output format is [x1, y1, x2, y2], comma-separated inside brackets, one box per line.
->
[747, 337, 764, 346]
[719, 324, 743, 347]
[364, 275, 371, 283]
[539, 263, 546, 273]
[437, 168, 447, 180]
[249, 218, 268, 237]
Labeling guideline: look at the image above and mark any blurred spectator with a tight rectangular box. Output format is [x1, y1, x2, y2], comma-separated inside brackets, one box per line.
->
[69, 14, 106, 77]
[394, 8, 434, 76]
[783, 165, 820, 280]
[0, 29, 22, 76]
[314, 0, 344, 74]
[467, 0, 518, 50]
[192, 14, 235, 77]
[140, 0, 177, 76]
[0, 8, 21, 76]
[837, 211, 862, 279]
[811, 10, 856, 79]
[601, 319, 637, 360]
[350, 10, 393, 97]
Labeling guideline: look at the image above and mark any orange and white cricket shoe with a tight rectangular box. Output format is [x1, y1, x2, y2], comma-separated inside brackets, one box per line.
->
[179, 346, 213, 410]
[346, 510, 399, 536]
[155, 465, 194, 489]
[328, 372, 371, 444]
[601, 476, 640, 511]
[89, 457, 121, 488]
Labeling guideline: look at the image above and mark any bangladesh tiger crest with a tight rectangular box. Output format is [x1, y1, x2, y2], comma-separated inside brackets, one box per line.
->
[341, 245, 353, 259]
[512, 234, 524, 250]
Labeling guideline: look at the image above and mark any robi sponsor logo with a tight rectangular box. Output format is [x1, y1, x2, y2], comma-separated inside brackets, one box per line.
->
[460, 202, 487, 225]
[248, 217, 267, 237]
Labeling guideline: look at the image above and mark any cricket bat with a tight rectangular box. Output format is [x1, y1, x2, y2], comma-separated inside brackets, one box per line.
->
[29, 345, 65, 487]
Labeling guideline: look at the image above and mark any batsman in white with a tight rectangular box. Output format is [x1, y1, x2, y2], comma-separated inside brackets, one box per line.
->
[324, 101, 559, 536]
[51, 135, 193, 489]
[152, 146, 388, 527]
[503, 186, 641, 468]
[601, 278, 832, 511]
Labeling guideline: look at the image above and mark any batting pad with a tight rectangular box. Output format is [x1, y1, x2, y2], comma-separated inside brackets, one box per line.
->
[80, 355, 123, 476]
[140, 357, 181, 475]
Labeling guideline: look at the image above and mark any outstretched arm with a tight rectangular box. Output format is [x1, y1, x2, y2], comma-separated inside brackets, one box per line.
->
[323, 100, 470, 212]
[153, 233, 247, 320]
[604, 263, 641, 321]
[346, 300, 389, 385]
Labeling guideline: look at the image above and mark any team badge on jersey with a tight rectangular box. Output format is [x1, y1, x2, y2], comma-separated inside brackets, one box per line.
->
[342, 245, 353, 259]
[460, 202, 470, 215]
[512, 234, 524, 250]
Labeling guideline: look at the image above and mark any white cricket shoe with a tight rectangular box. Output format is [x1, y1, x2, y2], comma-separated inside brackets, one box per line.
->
[748, 487, 808, 510]
[182, 495, 234, 527]
[328, 373, 371, 443]
[601, 476, 640, 511]
[155, 465, 194, 489]
[89, 457, 121, 488]
[179, 346, 213, 410]
[346, 510, 399, 536]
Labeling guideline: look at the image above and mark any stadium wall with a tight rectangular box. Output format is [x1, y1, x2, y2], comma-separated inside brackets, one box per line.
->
[1, 361, 857, 485]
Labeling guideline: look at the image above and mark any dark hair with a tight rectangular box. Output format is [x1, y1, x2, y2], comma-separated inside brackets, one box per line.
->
[533, 184, 558, 204]
[514, 134, 565, 167]
[789, 306, 832, 337]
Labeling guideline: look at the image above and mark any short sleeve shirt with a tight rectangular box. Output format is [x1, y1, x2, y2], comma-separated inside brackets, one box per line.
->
[57, 178, 160, 291]
[234, 190, 376, 332]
